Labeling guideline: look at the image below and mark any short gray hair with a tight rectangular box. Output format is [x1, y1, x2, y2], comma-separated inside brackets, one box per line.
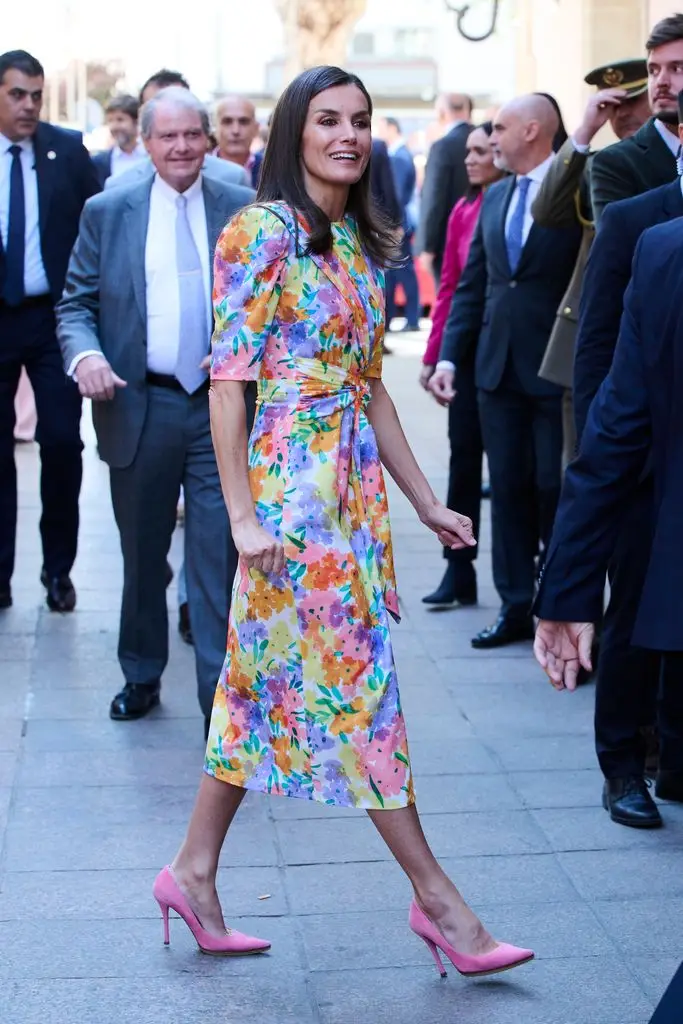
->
[140, 85, 210, 139]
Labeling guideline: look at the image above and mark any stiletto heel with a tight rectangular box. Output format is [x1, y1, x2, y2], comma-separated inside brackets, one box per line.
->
[409, 900, 534, 978]
[158, 899, 170, 945]
[422, 936, 448, 977]
[152, 866, 271, 957]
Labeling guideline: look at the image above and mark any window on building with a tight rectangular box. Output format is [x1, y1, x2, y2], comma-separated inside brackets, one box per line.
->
[352, 32, 375, 57]
[394, 28, 434, 58]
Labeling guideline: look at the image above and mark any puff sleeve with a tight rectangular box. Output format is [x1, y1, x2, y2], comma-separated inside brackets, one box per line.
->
[211, 206, 290, 381]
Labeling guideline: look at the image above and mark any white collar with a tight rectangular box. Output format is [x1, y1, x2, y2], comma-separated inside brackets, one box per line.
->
[653, 119, 681, 158]
[0, 131, 33, 155]
[388, 139, 404, 157]
[517, 152, 555, 185]
[152, 172, 204, 204]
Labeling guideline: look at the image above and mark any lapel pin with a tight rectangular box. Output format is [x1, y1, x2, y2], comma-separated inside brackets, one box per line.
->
[47, 150, 56, 160]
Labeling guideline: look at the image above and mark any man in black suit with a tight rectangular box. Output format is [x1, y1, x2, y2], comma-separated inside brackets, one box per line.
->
[0, 49, 100, 612]
[417, 93, 473, 282]
[370, 138, 401, 227]
[591, 13, 683, 225]
[91, 94, 146, 188]
[379, 117, 420, 332]
[568, 156, 683, 829]
[430, 94, 582, 648]
[534, 219, 683, 826]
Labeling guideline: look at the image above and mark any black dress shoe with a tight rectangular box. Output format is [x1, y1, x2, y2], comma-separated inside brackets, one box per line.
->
[178, 602, 194, 645]
[40, 570, 76, 612]
[0, 586, 11, 610]
[471, 613, 534, 649]
[423, 563, 477, 607]
[110, 682, 161, 721]
[602, 776, 662, 829]
[655, 770, 683, 803]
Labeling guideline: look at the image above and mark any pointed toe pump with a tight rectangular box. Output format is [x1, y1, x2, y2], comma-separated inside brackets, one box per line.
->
[153, 866, 271, 957]
[409, 900, 534, 978]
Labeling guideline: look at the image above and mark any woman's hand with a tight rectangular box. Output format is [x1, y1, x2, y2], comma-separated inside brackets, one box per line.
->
[232, 520, 286, 575]
[421, 502, 476, 550]
[419, 363, 435, 390]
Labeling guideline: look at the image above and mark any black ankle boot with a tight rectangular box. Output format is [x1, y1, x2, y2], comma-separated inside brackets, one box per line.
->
[422, 563, 477, 607]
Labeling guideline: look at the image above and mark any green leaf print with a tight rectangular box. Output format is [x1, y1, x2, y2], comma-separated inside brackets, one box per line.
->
[369, 775, 385, 808]
[394, 752, 410, 767]
[285, 533, 307, 552]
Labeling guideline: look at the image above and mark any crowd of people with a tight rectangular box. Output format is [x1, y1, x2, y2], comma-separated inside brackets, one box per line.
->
[1, 6, 683, 978]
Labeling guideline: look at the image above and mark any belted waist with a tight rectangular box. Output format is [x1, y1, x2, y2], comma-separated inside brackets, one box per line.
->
[257, 360, 372, 516]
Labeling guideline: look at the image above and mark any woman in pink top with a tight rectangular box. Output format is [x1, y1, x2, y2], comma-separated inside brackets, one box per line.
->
[420, 123, 505, 606]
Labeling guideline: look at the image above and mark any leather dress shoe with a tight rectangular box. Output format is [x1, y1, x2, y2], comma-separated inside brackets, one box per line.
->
[655, 769, 683, 803]
[0, 586, 11, 610]
[110, 682, 160, 721]
[40, 570, 76, 612]
[423, 563, 477, 607]
[602, 776, 662, 828]
[471, 613, 534, 649]
[178, 602, 194, 645]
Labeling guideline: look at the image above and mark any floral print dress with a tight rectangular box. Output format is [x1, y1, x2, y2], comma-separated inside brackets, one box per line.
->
[205, 202, 414, 810]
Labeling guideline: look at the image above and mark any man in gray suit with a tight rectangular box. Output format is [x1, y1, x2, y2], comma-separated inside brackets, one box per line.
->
[57, 87, 254, 734]
[105, 67, 250, 190]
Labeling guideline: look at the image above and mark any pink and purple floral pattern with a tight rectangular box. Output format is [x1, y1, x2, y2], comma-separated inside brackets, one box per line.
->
[205, 203, 414, 809]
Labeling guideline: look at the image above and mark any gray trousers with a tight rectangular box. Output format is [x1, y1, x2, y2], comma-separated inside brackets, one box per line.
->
[109, 385, 236, 718]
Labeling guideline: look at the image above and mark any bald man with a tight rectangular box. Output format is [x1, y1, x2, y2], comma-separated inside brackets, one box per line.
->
[417, 92, 474, 281]
[429, 95, 583, 649]
[214, 95, 262, 188]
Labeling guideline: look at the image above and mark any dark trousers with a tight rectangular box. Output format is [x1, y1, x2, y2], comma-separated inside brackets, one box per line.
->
[0, 300, 83, 587]
[444, 362, 482, 576]
[386, 235, 420, 328]
[595, 477, 666, 778]
[109, 385, 236, 718]
[478, 385, 563, 617]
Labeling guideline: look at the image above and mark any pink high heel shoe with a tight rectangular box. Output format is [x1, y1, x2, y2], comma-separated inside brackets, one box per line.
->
[153, 866, 271, 957]
[409, 900, 534, 978]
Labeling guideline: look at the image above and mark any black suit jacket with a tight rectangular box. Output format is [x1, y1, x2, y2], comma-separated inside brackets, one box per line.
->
[91, 149, 113, 189]
[536, 220, 683, 650]
[418, 122, 473, 265]
[574, 180, 683, 442]
[440, 176, 582, 396]
[590, 119, 677, 226]
[0, 122, 101, 303]
[370, 139, 401, 227]
[389, 144, 416, 231]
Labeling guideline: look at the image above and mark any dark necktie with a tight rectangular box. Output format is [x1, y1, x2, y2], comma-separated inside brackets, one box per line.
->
[3, 144, 26, 306]
[506, 176, 531, 274]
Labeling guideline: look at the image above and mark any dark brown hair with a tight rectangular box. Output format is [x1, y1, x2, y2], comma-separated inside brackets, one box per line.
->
[647, 13, 683, 51]
[256, 65, 397, 266]
[105, 94, 139, 121]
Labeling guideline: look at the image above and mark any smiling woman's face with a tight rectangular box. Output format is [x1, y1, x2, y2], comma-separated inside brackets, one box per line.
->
[300, 84, 372, 196]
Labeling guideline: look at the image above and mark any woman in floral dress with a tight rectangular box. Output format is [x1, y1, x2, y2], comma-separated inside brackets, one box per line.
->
[154, 65, 533, 978]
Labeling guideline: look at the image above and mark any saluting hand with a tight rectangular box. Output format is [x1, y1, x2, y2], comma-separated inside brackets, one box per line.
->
[75, 354, 127, 401]
[574, 88, 628, 147]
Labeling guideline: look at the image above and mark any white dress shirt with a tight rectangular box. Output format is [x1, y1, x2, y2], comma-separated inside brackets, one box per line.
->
[145, 173, 211, 375]
[0, 131, 50, 296]
[436, 153, 555, 372]
[109, 141, 147, 179]
[69, 173, 211, 379]
[653, 119, 681, 158]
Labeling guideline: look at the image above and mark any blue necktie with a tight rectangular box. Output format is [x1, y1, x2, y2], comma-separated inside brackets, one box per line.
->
[506, 176, 531, 274]
[174, 194, 209, 394]
[3, 145, 25, 306]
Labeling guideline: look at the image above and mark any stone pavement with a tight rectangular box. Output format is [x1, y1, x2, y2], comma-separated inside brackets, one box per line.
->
[1, 336, 681, 1024]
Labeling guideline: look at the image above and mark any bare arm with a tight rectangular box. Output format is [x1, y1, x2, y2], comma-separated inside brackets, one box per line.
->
[367, 379, 475, 550]
[209, 380, 285, 574]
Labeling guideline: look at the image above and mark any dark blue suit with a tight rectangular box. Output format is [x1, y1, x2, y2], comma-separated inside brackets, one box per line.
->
[571, 181, 683, 779]
[91, 149, 113, 189]
[537, 221, 683, 772]
[441, 174, 581, 617]
[386, 143, 420, 329]
[0, 121, 101, 590]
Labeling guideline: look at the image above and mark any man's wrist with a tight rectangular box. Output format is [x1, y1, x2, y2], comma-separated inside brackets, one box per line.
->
[571, 130, 592, 152]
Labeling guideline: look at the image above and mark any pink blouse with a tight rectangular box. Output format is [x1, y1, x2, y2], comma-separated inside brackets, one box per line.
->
[423, 193, 483, 365]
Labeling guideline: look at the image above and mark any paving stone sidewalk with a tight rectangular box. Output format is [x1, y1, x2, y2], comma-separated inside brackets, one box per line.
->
[0, 337, 680, 1024]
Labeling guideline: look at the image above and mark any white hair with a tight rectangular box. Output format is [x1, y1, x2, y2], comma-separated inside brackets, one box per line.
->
[140, 85, 210, 139]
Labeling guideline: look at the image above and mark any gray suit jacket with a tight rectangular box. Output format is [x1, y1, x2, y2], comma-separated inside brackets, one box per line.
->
[56, 174, 255, 469]
[104, 153, 250, 189]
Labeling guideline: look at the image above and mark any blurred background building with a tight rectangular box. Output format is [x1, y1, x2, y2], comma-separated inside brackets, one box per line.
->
[1, 0, 672, 147]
